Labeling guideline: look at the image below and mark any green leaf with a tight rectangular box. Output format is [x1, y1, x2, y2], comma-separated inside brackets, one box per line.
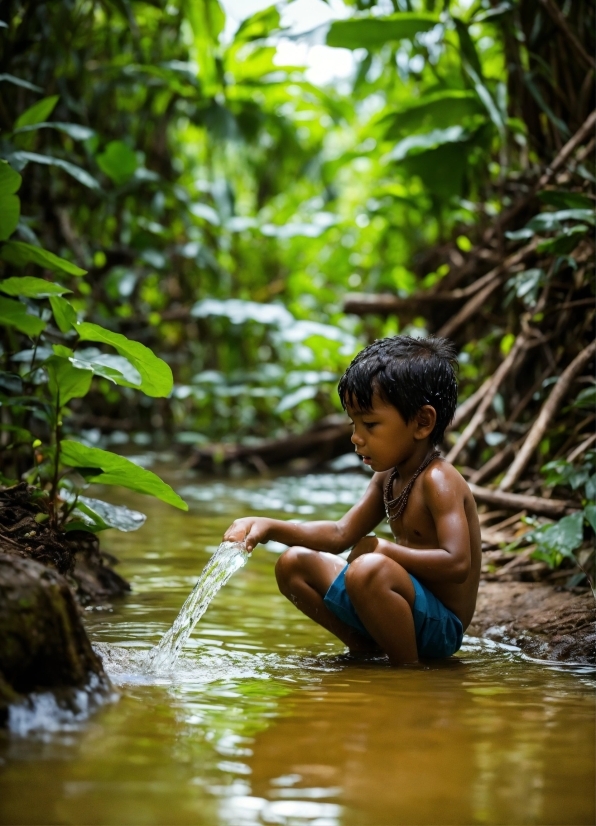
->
[96, 141, 138, 186]
[536, 225, 588, 255]
[0, 74, 43, 93]
[572, 386, 596, 410]
[184, 0, 225, 95]
[15, 95, 59, 130]
[0, 241, 87, 275]
[528, 512, 584, 563]
[46, 356, 93, 406]
[60, 441, 188, 511]
[386, 125, 471, 162]
[327, 12, 439, 50]
[50, 295, 78, 332]
[75, 321, 173, 397]
[0, 160, 21, 241]
[528, 209, 596, 232]
[70, 494, 146, 532]
[8, 151, 101, 191]
[380, 91, 484, 139]
[12, 122, 96, 141]
[0, 295, 45, 336]
[453, 17, 483, 79]
[69, 350, 142, 388]
[584, 506, 596, 533]
[538, 191, 593, 210]
[234, 5, 281, 42]
[0, 276, 72, 298]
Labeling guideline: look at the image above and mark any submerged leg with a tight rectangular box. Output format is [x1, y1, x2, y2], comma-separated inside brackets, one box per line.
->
[345, 554, 418, 665]
[275, 546, 378, 653]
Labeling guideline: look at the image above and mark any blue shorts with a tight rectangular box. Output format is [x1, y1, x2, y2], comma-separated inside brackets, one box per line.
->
[323, 564, 464, 659]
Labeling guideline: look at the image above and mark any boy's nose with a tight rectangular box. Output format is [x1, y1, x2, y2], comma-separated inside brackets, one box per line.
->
[351, 430, 365, 446]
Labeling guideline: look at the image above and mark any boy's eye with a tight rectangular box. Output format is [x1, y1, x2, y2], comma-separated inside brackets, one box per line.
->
[363, 421, 376, 429]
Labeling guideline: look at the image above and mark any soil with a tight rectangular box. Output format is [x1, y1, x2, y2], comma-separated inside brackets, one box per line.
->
[469, 580, 596, 664]
[0, 482, 130, 604]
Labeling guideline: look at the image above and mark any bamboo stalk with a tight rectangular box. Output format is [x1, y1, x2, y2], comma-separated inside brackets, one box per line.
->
[499, 340, 596, 491]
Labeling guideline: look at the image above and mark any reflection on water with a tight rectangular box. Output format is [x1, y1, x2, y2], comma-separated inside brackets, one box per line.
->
[0, 467, 594, 826]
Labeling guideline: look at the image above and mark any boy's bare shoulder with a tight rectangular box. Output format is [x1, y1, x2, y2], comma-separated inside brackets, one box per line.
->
[422, 458, 474, 506]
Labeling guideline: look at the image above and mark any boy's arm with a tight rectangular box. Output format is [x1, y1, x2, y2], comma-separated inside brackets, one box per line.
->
[372, 466, 471, 583]
[223, 473, 386, 553]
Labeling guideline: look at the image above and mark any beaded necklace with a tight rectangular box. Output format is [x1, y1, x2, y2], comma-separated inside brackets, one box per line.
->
[384, 449, 441, 523]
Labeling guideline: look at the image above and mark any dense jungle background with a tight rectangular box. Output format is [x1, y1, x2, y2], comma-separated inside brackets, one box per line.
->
[0, 0, 594, 587]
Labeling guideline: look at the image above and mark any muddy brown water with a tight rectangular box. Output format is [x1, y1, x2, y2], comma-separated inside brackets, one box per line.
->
[0, 468, 594, 825]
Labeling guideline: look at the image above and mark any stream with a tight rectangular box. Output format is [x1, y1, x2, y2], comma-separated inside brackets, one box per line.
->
[0, 465, 594, 825]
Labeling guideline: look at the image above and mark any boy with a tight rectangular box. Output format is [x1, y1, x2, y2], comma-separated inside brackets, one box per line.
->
[223, 335, 481, 665]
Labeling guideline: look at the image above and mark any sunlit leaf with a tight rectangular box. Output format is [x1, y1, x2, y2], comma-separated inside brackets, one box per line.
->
[0, 276, 72, 298]
[75, 322, 173, 397]
[14, 95, 59, 130]
[13, 122, 96, 141]
[97, 140, 138, 185]
[327, 13, 439, 49]
[380, 91, 484, 139]
[0, 240, 87, 275]
[60, 440, 188, 510]
[234, 5, 282, 42]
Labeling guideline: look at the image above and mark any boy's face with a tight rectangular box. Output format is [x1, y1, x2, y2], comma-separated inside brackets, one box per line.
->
[345, 391, 435, 472]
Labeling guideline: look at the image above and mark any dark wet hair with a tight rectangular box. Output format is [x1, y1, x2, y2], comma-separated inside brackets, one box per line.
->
[338, 335, 458, 445]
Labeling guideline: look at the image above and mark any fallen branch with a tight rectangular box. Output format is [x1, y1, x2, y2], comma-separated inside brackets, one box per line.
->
[468, 483, 579, 518]
[499, 340, 596, 490]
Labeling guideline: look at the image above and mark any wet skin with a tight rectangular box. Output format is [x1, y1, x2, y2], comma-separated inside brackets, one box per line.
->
[224, 392, 481, 666]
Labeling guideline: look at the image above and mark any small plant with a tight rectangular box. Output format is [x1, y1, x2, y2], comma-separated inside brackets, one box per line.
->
[0, 157, 187, 534]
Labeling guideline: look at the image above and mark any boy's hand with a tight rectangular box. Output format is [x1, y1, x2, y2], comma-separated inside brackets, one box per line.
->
[347, 534, 379, 563]
[223, 517, 270, 553]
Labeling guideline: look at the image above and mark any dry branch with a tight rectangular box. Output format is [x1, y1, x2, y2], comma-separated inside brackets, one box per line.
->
[468, 483, 579, 518]
[450, 377, 492, 431]
[538, 0, 595, 71]
[446, 332, 528, 463]
[499, 340, 596, 491]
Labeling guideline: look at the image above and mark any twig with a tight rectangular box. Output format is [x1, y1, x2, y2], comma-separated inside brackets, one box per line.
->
[446, 332, 528, 464]
[538, 0, 596, 71]
[499, 340, 596, 490]
[468, 483, 578, 518]
[450, 377, 492, 431]
[567, 433, 596, 464]
[437, 241, 538, 339]
[468, 441, 516, 485]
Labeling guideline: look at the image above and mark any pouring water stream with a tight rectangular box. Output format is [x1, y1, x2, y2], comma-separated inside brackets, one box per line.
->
[146, 540, 249, 671]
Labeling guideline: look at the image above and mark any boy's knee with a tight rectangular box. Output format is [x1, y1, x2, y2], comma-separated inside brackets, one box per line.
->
[344, 553, 389, 597]
[274, 546, 309, 590]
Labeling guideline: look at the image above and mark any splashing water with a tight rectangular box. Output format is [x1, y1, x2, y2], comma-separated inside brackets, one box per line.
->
[146, 541, 248, 672]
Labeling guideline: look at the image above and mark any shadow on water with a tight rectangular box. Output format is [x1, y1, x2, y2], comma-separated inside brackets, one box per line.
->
[0, 467, 594, 826]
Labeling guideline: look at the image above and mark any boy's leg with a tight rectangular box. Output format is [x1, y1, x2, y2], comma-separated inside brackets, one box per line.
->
[275, 547, 379, 653]
[344, 554, 418, 665]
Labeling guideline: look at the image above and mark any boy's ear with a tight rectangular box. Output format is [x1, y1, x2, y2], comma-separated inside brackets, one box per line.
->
[414, 405, 437, 440]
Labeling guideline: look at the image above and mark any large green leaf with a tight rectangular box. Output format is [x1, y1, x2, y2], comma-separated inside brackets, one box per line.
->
[234, 5, 281, 42]
[327, 13, 439, 50]
[0, 160, 21, 241]
[14, 95, 59, 130]
[96, 141, 138, 185]
[380, 92, 484, 139]
[0, 276, 72, 298]
[60, 441, 188, 511]
[184, 0, 224, 95]
[75, 322, 173, 397]
[0, 241, 87, 276]
[0, 295, 45, 336]
[49, 295, 78, 332]
[13, 121, 96, 141]
[46, 356, 93, 406]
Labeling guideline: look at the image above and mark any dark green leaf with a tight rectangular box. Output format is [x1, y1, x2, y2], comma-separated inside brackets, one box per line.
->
[0, 160, 22, 241]
[0, 276, 72, 298]
[60, 440, 188, 510]
[538, 191, 593, 210]
[536, 226, 588, 254]
[0, 74, 43, 92]
[584, 506, 596, 533]
[8, 151, 101, 191]
[0, 241, 87, 275]
[327, 13, 439, 50]
[13, 122, 96, 141]
[572, 386, 596, 410]
[0, 295, 45, 336]
[381, 91, 484, 139]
